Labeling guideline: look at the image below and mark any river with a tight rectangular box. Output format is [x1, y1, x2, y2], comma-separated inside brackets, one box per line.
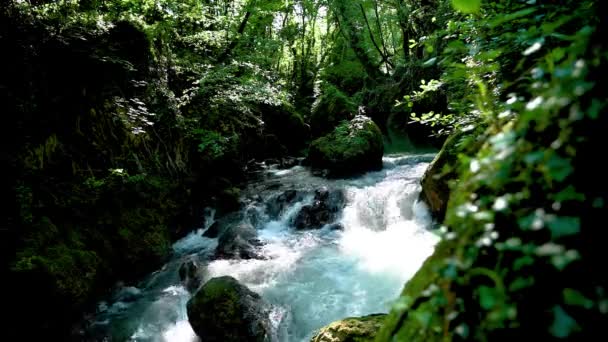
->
[87, 153, 439, 341]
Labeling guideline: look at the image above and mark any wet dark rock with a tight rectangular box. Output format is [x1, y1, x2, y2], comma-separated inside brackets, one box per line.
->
[179, 259, 204, 292]
[327, 223, 345, 231]
[266, 189, 306, 219]
[202, 221, 221, 238]
[265, 158, 280, 166]
[215, 223, 264, 260]
[111, 285, 142, 303]
[293, 187, 346, 229]
[246, 207, 262, 228]
[280, 157, 299, 168]
[265, 182, 282, 190]
[246, 159, 266, 172]
[187, 276, 270, 342]
[203, 212, 243, 239]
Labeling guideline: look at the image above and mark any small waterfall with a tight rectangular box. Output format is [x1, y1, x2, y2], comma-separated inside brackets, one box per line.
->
[87, 153, 439, 342]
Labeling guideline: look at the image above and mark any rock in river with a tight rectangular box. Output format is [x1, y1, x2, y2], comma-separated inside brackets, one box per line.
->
[187, 276, 271, 342]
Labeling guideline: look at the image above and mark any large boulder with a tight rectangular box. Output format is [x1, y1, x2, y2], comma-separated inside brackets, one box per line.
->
[310, 314, 386, 342]
[293, 187, 346, 229]
[203, 212, 242, 238]
[419, 134, 460, 220]
[310, 83, 359, 138]
[187, 276, 270, 342]
[420, 127, 485, 220]
[308, 116, 384, 177]
[215, 223, 264, 260]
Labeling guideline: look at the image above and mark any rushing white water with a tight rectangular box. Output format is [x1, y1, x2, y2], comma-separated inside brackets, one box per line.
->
[87, 153, 439, 342]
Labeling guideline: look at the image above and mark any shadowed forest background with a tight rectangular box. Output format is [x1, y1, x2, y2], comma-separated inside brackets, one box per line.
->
[1, 0, 606, 340]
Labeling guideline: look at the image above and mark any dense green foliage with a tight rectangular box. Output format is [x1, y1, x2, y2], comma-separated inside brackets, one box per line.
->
[1, 0, 604, 339]
[378, 0, 606, 340]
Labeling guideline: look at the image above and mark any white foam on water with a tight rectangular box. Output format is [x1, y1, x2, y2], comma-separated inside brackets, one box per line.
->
[90, 153, 439, 342]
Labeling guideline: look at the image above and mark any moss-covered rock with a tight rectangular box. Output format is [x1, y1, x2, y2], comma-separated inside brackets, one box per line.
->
[419, 132, 462, 220]
[187, 276, 270, 342]
[310, 86, 357, 138]
[310, 314, 386, 342]
[308, 115, 384, 177]
[420, 127, 485, 220]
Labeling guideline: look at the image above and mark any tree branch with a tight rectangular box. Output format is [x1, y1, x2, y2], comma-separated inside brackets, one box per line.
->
[217, 6, 253, 63]
[359, 4, 394, 68]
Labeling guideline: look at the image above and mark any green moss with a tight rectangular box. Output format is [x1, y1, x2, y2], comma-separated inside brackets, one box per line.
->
[310, 84, 358, 137]
[13, 217, 102, 308]
[309, 115, 384, 176]
[311, 314, 387, 342]
[187, 276, 269, 342]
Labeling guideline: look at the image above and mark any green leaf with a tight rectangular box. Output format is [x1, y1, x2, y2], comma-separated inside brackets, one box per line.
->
[563, 289, 593, 309]
[488, 8, 536, 27]
[423, 57, 437, 66]
[509, 277, 535, 291]
[550, 306, 579, 338]
[524, 151, 545, 164]
[412, 310, 433, 327]
[552, 250, 580, 271]
[451, 0, 481, 14]
[478, 286, 498, 310]
[553, 185, 586, 202]
[547, 216, 580, 239]
[546, 155, 573, 182]
[513, 256, 534, 270]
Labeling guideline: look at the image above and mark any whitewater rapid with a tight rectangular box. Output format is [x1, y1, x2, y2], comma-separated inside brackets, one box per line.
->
[87, 153, 439, 341]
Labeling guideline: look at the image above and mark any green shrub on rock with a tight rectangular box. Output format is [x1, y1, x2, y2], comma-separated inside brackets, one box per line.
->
[308, 115, 384, 177]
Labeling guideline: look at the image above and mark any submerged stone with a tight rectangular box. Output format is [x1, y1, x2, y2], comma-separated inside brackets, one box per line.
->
[266, 189, 307, 219]
[293, 187, 346, 229]
[215, 222, 264, 260]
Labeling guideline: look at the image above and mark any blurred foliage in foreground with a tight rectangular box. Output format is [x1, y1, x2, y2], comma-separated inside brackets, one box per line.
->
[378, 0, 606, 340]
